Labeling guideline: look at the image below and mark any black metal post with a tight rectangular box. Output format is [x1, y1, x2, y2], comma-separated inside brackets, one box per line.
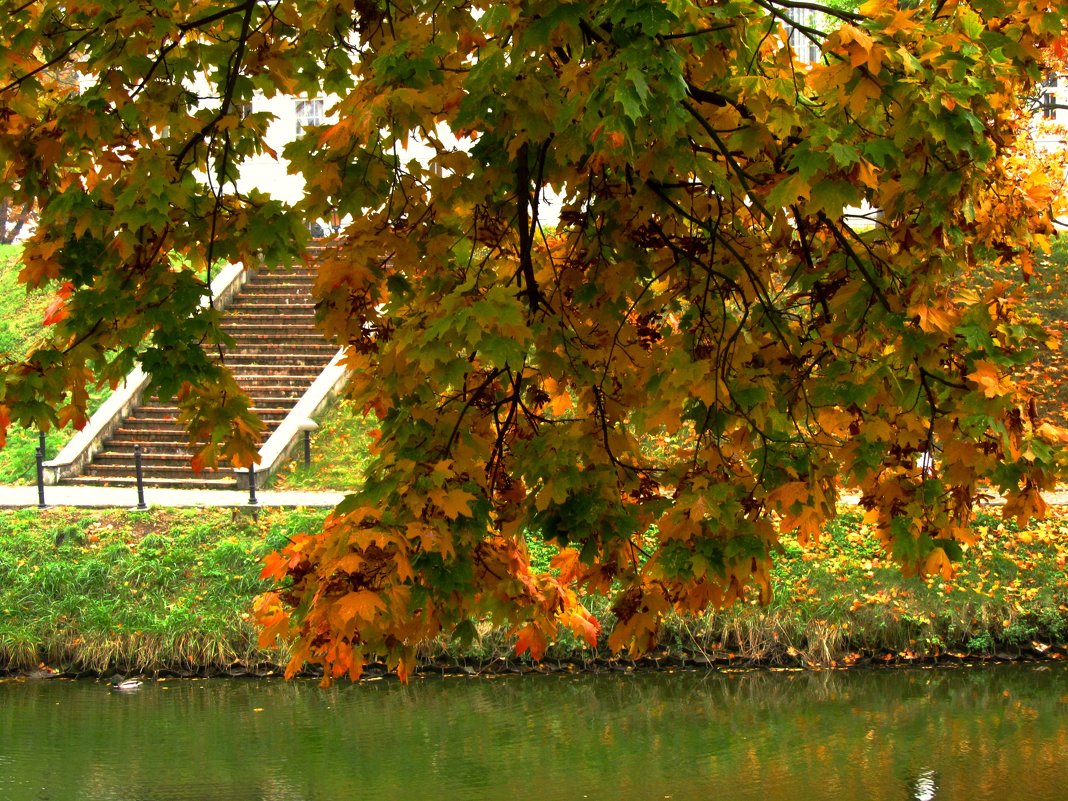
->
[35, 447, 46, 509]
[134, 445, 147, 509]
[38, 430, 47, 460]
[248, 463, 258, 505]
[303, 430, 311, 467]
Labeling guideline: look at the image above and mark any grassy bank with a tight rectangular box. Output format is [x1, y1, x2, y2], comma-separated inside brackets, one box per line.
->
[0, 507, 324, 674]
[269, 398, 375, 491]
[0, 244, 75, 483]
[2, 505, 1067, 676]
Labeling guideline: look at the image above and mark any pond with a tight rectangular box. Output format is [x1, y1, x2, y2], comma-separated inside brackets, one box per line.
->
[1, 664, 1066, 801]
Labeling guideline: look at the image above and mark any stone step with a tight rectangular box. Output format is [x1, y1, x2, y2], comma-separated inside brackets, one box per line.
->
[230, 369, 324, 382]
[223, 315, 320, 326]
[225, 356, 329, 369]
[71, 474, 240, 490]
[85, 463, 238, 479]
[220, 356, 335, 370]
[223, 327, 327, 339]
[226, 302, 314, 314]
[226, 301, 316, 313]
[241, 283, 315, 294]
[250, 268, 317, 278]
[221, 354, 335, 368]
[128, 404, 293, 418]
[110, 420, 286, 443]
[229, 380, 319, 392]
[106, 438, 196, 450]
[225, 326, 318, 338]
[221, 338, 334, 350]
[225, 304, 315, 315]
[227, 344, 331, 358]
[222, 362, 333, 376]
[120, 403, 298, 427]
[93, 452, 199, 466]
[106, 427, 187, 442]
[112, 412, 292, 430]
[225, 340, 322, 351]
[229, 373, 322, 385]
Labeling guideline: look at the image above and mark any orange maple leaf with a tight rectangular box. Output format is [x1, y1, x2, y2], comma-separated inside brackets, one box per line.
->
[549, 548, 583, 582]
[42, 297, 68, 326]
[260, 551, 290, 582]
[967, 361, 1013, 398]
[564, 608, 600, 648]
[514, 624, 547, 660]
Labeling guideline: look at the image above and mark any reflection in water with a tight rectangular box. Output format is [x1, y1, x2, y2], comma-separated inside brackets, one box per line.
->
[0, 665, 1065, 801]
[910, 769, 938, 801]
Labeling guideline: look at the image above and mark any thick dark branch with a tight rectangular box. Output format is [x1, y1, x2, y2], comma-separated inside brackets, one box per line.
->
[760, 0, 864, 24]
[131, 38, 184, 98]
[686, 83, 755, 122]
[171, 0, 257, 171]
[0, 29, 97, 94]
[660, 24, 735, 40]
[444, 368, 505, 455]
[515, 142, 544, 313]
[817, 212, 892, 312]
[679, 99, 773, 224]
[177, 2, 252, 31]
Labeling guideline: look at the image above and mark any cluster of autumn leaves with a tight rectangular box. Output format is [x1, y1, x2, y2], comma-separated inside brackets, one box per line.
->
[253, 0, 1068, 682]
[2, 0, 1068, 681]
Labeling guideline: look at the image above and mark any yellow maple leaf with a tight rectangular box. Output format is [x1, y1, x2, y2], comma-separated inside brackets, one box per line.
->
[336, 590, 385, 624]
[430, 487, 476, 520]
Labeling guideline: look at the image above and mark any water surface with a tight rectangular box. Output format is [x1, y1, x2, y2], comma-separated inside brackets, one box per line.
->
[2, 665, 1066, 800]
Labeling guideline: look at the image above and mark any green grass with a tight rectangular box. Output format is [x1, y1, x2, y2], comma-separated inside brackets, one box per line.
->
[450, 508, 1068, 668]
[2, 504, 1066, 675]
[983, 236, 1068, 426]
[0, 507, 328, 673]
[0, 244, 73, 482]
[269, 398, 376, 491]
[0, 243, 50, 359]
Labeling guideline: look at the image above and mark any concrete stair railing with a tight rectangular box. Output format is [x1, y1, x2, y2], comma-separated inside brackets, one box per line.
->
[234, 348, 347, 490]
[43, 261, 247, 485]
[45, 260, 346, 490]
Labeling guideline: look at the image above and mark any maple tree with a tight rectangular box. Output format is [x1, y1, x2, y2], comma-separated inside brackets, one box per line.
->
[3, 0, 1068, 682]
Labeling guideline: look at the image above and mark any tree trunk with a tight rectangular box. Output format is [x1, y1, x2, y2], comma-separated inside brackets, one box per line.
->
[0, 196, 34, 244]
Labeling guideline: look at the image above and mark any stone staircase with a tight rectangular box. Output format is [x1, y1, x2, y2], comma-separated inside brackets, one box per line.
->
[67, 266, 337, 489]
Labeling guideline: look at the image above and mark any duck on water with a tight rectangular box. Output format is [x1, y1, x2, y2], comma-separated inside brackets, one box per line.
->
[109, 676, 143, 691]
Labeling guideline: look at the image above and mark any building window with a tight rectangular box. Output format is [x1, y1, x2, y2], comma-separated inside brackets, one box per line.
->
[786, 8, 825, 65]
[1043, 92, 1058, 120]
[295, 98, 324, 134]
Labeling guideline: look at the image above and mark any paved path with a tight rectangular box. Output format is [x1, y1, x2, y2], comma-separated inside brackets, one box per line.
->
[1, 484, 1067, 511]
[0, 484, 345, 509]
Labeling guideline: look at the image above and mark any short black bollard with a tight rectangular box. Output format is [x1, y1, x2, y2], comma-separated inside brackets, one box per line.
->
[248, 463, 258, 505]
[297, 419, 318, 468]
[134, 445, 147, 510]
[35, 447, 46, 509]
